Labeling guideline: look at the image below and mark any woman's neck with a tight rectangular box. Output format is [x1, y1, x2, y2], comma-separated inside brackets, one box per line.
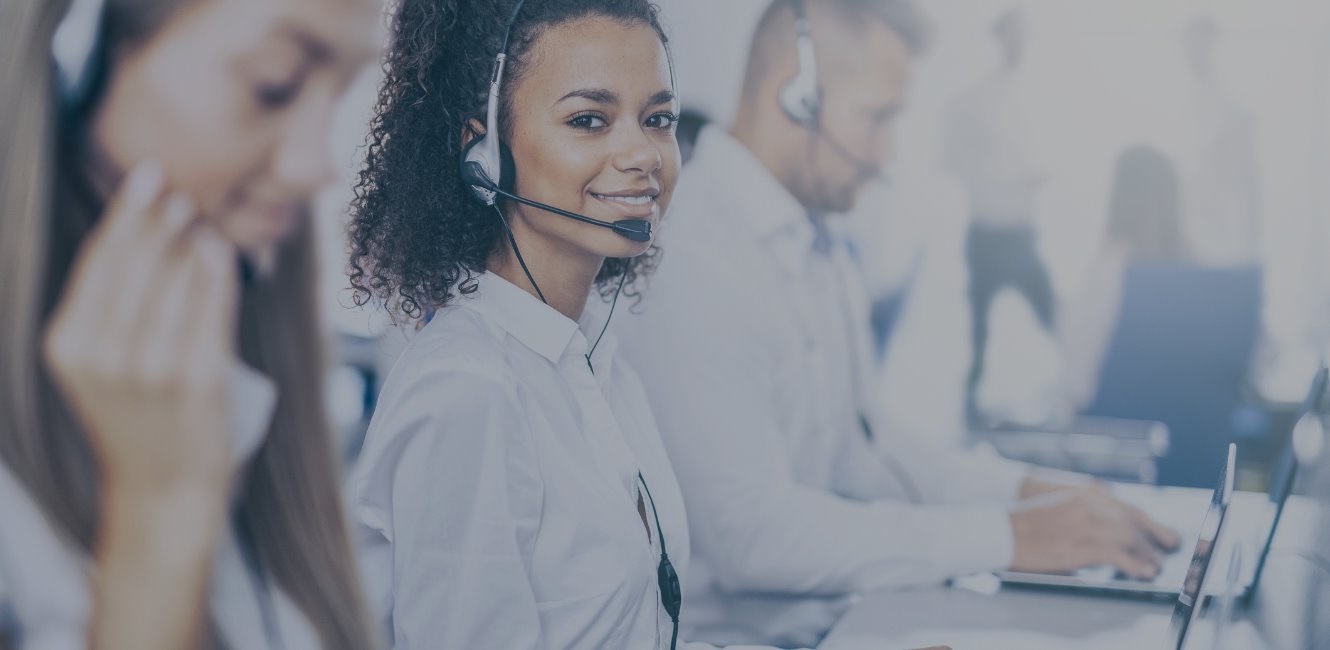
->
[488, 224, 603, 322]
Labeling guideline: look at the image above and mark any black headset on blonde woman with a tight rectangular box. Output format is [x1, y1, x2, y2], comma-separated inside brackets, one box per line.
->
[458, 2, 683, 649]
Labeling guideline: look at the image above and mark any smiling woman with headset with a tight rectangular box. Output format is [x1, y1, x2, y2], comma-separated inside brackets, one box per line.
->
[344, 0, 700, 648]
[0, 0, 382, 648]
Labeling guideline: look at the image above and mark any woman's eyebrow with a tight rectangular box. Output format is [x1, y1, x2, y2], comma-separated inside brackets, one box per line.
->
[556, 88, 618, 106]
[646, 89, 675, 107]
[274, 24, 334, 63]
[647, 90, 675, 106]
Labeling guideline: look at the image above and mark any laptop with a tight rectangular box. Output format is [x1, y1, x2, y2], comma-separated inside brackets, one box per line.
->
[1244, 367, 1328, 604]
[995, 366, 1328, 597]
[1166, 443, 1237, 649]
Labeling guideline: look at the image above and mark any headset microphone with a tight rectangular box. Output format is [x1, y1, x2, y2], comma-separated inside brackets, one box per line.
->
[460, 159, 653, 242]
[815, 128, 888, 184]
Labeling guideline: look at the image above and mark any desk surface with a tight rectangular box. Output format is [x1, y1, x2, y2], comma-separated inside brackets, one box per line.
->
[819, 585, 1263, 650]
[820, 492, 1323, 650]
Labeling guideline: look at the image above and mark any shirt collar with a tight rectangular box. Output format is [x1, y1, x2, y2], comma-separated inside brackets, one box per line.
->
[463, 272, 584, 365]
[691, 126, 819, 275]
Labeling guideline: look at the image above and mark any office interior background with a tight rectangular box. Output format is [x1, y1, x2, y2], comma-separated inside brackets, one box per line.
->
[14, 0, 1329, 646]
[319, 0, 1330, 489]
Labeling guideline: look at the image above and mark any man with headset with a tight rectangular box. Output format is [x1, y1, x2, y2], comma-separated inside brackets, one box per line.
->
[618, 1, 1181, 647]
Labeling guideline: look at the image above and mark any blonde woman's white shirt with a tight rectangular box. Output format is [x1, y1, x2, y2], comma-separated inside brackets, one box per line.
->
[0, 365, 321, 649]
[351, 273, 775, 650]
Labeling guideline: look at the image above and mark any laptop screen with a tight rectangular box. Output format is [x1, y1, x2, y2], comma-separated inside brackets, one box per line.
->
[1167, 443, 1236, 650]
[1248, 368, 1329, 597]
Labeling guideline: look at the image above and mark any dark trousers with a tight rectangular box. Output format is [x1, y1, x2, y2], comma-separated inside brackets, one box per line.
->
[965, 221, 1056, 425]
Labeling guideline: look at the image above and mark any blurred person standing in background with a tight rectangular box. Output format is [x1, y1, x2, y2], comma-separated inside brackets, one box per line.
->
[1177, 15, 1262, 268]
[941, 7, 1056, 428]
[1057, 145, 1186, 412]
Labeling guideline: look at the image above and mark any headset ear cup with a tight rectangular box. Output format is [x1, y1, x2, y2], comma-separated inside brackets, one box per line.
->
[779, 79, 813, 128]
[460, 135, 494, 192]
[783, 0, 822, 130]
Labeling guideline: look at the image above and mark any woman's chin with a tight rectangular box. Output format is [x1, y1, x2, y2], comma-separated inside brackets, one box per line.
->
[598, 237, 653, 261]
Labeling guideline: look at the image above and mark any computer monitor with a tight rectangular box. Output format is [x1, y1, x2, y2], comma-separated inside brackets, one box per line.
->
[1167, 443, 1236, 650]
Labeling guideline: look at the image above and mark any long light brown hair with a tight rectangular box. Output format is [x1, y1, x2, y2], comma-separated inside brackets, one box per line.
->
[0, 1, 378, 648]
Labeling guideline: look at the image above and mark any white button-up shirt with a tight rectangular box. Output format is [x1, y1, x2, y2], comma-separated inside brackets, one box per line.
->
[0, 366, 320, 650]
[353, 273, 775, 650]
[941, 71, 1045, 227]
[617, 126, 1031, 648]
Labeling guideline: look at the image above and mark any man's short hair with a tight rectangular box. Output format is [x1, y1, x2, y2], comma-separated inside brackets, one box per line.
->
[827, 0, 932, 55]
[739, 0, 931, 103]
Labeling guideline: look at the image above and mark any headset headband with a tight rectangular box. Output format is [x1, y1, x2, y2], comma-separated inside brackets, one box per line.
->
[53, 0, 110, 117]
[462, 0, 529, 204]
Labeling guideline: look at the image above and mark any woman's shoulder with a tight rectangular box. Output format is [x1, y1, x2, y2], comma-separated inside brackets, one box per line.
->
[361, 305, 533, 458]
[386, 305, 522, 391]
[351, 307, 544, 528]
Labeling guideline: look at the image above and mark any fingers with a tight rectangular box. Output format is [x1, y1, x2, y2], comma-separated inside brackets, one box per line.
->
[180, 229, 239, 389]
[139, 230, 210, 386]
[1106, 547, 1159, 581]
[1098, 499, 1174, 579]
[49, 163, 163, 340]
[1128, 504, 1183, 552]
[1120, 528, 1164, 579]
[1011, 489, 1188, 582]
[64, 162, 170, 312]
[52, 164, 201, 378]
[108, 193, 199, 361]
[79, 161, 167, 264]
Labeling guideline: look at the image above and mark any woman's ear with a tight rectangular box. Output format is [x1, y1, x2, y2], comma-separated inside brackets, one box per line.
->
[460, 117, 486, 150]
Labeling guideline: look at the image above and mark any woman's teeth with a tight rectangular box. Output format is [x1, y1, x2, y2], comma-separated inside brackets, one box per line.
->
[593, 194, 653, 206]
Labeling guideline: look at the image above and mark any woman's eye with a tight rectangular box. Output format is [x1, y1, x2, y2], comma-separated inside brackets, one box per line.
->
[646, 112, 678, 130]
[254, 78, 302, 109]
[569, 114, 608, 130]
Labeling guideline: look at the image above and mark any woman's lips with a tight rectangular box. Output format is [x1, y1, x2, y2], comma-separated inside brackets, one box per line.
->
[590, 192, 658, 219]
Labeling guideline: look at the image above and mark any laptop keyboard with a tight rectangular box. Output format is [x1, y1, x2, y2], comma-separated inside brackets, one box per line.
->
[1074, 547, 1190, 586]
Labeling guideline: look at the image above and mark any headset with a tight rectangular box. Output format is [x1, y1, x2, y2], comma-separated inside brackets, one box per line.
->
[52, 0, 110, 121]
[459, 0, 652, 243]
[640, 472, 682, 650]
[778, 0, 886, 183]
[460, 4, 682, 647]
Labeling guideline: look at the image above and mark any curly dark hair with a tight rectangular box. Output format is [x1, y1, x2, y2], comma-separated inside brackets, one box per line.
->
[349, 0, 671, 321]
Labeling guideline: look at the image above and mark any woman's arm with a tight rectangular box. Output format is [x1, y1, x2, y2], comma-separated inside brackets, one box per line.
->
[43, 163, 241, 649]
[356, 367, 547, 650]
[89, 487, 226, 649]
